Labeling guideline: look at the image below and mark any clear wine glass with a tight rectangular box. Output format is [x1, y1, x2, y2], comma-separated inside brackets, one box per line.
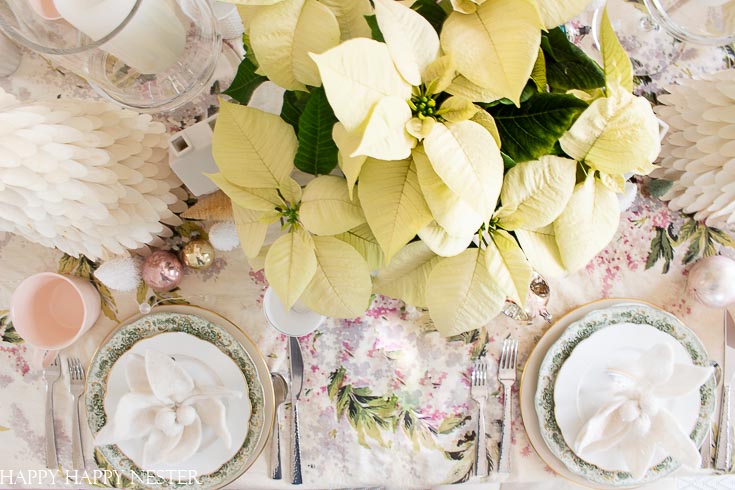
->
[593, 0, 735, 76]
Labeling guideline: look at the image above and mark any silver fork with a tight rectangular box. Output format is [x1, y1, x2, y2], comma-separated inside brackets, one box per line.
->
[470, 355, 489, 477]
[67, 358, 86, 471]
[497, 338, 519, 475]
[43, 358, 61, 470]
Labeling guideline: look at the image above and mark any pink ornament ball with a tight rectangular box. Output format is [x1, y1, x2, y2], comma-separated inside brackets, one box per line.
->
[142, 251, 184, 292]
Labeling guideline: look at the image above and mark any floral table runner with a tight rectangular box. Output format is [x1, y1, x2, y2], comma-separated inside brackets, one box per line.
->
[2, 11, 735, 490]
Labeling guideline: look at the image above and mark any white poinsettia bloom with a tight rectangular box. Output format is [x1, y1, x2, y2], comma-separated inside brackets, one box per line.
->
[311, 0, 459, 162]
[95, 350, 242, 467]
[574, 344, 713, 480]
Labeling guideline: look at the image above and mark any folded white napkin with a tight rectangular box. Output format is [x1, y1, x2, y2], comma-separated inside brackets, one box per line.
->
[95, 349, 243, 467]
[573, 343, 713, 480]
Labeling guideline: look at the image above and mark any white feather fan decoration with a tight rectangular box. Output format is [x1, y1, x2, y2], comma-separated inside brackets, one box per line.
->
[0, 88, 186, 260]
[654, 70, 735, 228]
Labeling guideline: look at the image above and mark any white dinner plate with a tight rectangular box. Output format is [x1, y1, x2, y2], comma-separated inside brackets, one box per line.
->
[86, 305, 275, 490]
[520, 299, 715, 489]
[104, 331, 251, 477]
[554, 322, 701, 473]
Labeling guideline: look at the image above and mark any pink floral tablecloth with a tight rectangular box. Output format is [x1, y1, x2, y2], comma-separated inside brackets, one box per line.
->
[2, 11, 735, 490]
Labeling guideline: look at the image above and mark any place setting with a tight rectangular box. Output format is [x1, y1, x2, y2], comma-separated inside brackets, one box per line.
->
[4, 0, 735, 488]
[84, 305, 276, 489]
[520, 296, 723, 488]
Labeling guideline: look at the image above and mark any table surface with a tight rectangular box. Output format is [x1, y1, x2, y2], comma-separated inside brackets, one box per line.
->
[2, 9, 735, 490]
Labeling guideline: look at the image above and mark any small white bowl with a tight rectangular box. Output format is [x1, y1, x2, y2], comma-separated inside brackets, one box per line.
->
[262, 287, 325, 337]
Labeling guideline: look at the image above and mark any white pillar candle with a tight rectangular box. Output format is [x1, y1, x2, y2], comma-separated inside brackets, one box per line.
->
[54, 0, 186, 75]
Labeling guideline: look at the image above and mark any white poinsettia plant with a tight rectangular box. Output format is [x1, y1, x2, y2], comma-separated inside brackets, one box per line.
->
[210, 0, 660, 335]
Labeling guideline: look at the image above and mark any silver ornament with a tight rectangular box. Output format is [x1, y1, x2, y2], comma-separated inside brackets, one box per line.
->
[687, 255, 735, 308]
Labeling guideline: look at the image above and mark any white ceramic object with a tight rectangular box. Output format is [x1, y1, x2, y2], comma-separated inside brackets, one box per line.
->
[169, 115, 221, 197]
[263, 287, 325, 337]
[104, 332, 250, 476]
[0, 88, 185, 260]
[10, 272, 101, 368]
[554, 322, 702, 473]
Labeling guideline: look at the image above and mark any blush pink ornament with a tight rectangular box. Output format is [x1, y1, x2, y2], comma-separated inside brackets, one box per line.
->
[687, 255, 735, 308]
[142, 251, 184, 292]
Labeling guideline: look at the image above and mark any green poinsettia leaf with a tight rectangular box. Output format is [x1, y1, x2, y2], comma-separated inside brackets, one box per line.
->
[295, 86, 339, 175]
[281, 90, 311, 134]
[364, 14, 385, 42]
[531, 48, 547, 92]
[223, 57, 268, 105]
[501, 152, 516, 171]
[488, 92, 588, 163]
[410, 0, 447, 34]
[541, 28, 605, 93]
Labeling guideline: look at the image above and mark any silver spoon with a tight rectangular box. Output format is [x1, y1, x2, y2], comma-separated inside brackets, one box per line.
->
[270, 373, 289, 480]
[701, 360, 722, 468]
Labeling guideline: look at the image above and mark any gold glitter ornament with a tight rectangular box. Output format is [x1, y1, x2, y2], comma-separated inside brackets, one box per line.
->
[181, 239, 215, 269]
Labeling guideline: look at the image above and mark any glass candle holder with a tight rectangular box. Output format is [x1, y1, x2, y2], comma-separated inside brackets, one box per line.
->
[0, 0, 221, 112]
[643, 0, 735, 46]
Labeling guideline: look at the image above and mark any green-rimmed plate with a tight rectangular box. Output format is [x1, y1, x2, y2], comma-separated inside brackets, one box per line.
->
[85, 305, 275, 489]
[534, 302, 715, 487]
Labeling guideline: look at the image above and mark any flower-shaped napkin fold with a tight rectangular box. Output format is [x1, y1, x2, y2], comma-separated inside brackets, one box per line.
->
[95, 349, 242, 467]
[573, 343, 713, 480]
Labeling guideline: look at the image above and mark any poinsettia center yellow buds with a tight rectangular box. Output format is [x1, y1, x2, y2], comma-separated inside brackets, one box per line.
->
[409, 90, 443, 122]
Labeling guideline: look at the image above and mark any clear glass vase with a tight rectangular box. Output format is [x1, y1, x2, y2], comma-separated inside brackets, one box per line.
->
[0, 0, 222, 112]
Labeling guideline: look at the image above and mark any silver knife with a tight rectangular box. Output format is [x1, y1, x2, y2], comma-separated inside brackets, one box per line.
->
[715, 310, 735, 472]
[288, 336, 304, 485]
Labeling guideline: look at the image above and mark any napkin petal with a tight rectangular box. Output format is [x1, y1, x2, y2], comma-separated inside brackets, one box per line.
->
[125, 353, 152, 393]
[574, 397, 627, 454]
[631, 344, 675, 387]
[183, 385, 243, 404]
[161, 415, 203, 465]
[195, 398, 232, 448]
[619, 430, 657, 480]
[653, 364, 714, 398]
[652, 410, 701, 468]
[94, 392, 159, 446]
[143, 427, 184, 467]
[144, 349, 195, 404]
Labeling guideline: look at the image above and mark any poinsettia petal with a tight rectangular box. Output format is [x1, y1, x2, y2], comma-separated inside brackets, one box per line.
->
[311, 38, 412, 132]
[332, 123, 367, 199]
[418, 221, 474, 257]
[352, 96, 415, 161]
[374, 0, 440, 86]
